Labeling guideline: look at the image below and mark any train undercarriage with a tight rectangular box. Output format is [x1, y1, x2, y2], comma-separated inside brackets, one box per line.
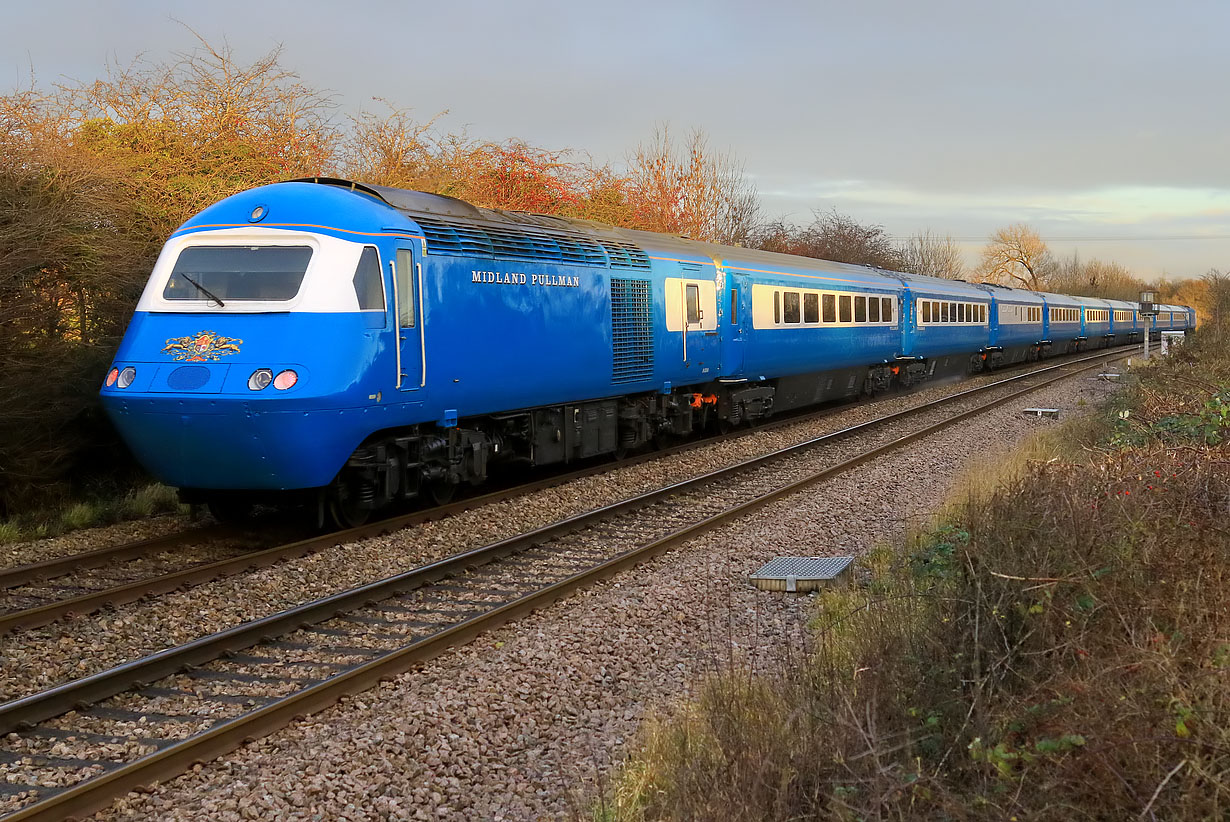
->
[309, 354, 996, 527]
[192, 329, 1158, 529]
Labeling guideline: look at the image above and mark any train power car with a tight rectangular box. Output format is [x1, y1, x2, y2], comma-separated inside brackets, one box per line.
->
[100, 178, 1194, 526]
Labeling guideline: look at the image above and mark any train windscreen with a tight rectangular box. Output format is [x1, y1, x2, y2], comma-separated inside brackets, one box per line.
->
[163, 246, 313, 303]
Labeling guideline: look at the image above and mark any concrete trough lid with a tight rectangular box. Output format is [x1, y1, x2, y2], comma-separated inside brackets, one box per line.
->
[749, 556, 854, 592]
[1097, 372, 1123, 380]
[1022, 407, 1060, 418]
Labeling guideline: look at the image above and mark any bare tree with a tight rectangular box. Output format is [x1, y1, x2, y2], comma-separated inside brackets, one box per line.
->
[1046, 256, 1145, 300]
[974, 224, 1056, 290]
[898, 230, 965, 279]
[625, 126, 760, 246]
[342, 102, 443, 188]
[1201, 268, 1230, 337]
[753, 210, 903, 270]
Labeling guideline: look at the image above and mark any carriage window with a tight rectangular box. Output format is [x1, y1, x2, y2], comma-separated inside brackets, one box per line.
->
[941, 302, 949, 322]
[730, 289, 737, 325]
[923, 302, 932, 323]
[783, 291, 801, 323]
[686, 284, 701, 324]
[958, 304, 966, 323]
[839, 294, 852, 323]
[803, 293, 819, 323]
[869, 297, 880, 323]
[882, 297, 893, 322]
[855, 295, 867, 323]
[981, 305, 987, 323]
[396, 249, 415, 328]
[352, 247, 385, 311]
[774, 291, 781, 324]
[822, 293, 836, 323]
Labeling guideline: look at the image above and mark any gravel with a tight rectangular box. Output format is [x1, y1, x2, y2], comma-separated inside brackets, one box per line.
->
[74, 372, 1118, 820]
[0, 514, 193, 570]
[0, 364, 1117, 704]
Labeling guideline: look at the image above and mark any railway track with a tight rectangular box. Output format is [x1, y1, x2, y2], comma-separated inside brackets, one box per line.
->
[0, 346, 1137, 638]
[0, 349, 1127, 821]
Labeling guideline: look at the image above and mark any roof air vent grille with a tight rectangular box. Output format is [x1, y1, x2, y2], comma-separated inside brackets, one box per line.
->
[414, 217, 648, 269]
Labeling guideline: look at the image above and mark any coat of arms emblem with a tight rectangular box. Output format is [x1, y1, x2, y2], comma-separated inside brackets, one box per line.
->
[163, 330, 243, 362]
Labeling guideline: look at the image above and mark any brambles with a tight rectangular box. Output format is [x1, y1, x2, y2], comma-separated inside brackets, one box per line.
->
[0, 41, 762, 515]
[612, 334, 1230, 820]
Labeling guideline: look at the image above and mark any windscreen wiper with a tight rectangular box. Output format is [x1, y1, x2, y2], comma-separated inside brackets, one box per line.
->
[180, 273, 226, 307]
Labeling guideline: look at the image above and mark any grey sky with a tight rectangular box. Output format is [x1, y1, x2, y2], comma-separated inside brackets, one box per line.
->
[4, 0, 1227, 278]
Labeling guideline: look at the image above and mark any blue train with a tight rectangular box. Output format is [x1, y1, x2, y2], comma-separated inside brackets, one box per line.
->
[99, 178, 1195, 525]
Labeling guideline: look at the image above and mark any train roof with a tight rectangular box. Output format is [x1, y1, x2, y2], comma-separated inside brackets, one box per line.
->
[295, 177, 904, 290]
[974, 283, 1047, 304]
[291, 178, 1187, 312]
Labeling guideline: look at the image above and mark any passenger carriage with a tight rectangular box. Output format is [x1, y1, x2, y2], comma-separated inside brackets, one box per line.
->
[1106, 299, 1142, 343]
[896, 274, 994, 379]
[726, 255, 903, 405]
[1039, 292, 1085, 354]
[1080, 297, 1114, 348]
[984, 284, 1047, 366]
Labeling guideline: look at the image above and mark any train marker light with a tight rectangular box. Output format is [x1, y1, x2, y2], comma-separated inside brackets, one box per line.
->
[105, 368, 119, 387]
[273, 370, 298, 390]
[117, 367, 136, 389]
[247, 368, 273, 390]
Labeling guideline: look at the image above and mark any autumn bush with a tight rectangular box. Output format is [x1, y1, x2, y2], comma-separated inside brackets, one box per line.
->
[4, 35, 1220, 527]
[0, 41, 766, 518]
[611, 333, 1230, 820]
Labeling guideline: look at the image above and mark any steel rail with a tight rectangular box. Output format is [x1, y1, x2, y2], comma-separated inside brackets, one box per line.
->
[0, 387, 837, 633]
[0, 526, 235, 590]
[0, 351, 1124, 822]
[0, 345, 1133, 636]
[0, 351, 1126, 822]
[0, 349, 1122, 732]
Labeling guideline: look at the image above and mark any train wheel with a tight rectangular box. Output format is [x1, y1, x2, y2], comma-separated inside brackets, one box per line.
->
[328, 492, 370, 530]
[326, 482, 371, 530]
[206, 498, 252, 524]
[426, 478, 457, 506]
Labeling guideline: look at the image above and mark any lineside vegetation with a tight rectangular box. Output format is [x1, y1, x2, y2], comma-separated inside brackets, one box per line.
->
[608, 332, 1230, 820]
[2, 36, 1226, 524]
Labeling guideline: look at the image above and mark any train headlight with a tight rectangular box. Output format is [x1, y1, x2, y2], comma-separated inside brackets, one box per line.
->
[247, 368, 273, 391]
[273, 369, 298, 390]
[117, 367, 136, 389]
[105, 368, 119, 388]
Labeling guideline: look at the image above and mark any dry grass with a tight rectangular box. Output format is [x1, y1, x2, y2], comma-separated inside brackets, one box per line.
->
[0, 483, 184, 544]
[610, 332, 1230, 821]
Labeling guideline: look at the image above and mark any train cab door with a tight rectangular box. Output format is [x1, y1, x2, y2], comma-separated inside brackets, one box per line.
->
[722, 270, 748, 374]
[391, 245, 424, 392]
[666, 267, 718, 379]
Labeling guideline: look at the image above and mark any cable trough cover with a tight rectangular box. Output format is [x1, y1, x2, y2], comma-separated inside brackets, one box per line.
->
[749, 556, 854, 593]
